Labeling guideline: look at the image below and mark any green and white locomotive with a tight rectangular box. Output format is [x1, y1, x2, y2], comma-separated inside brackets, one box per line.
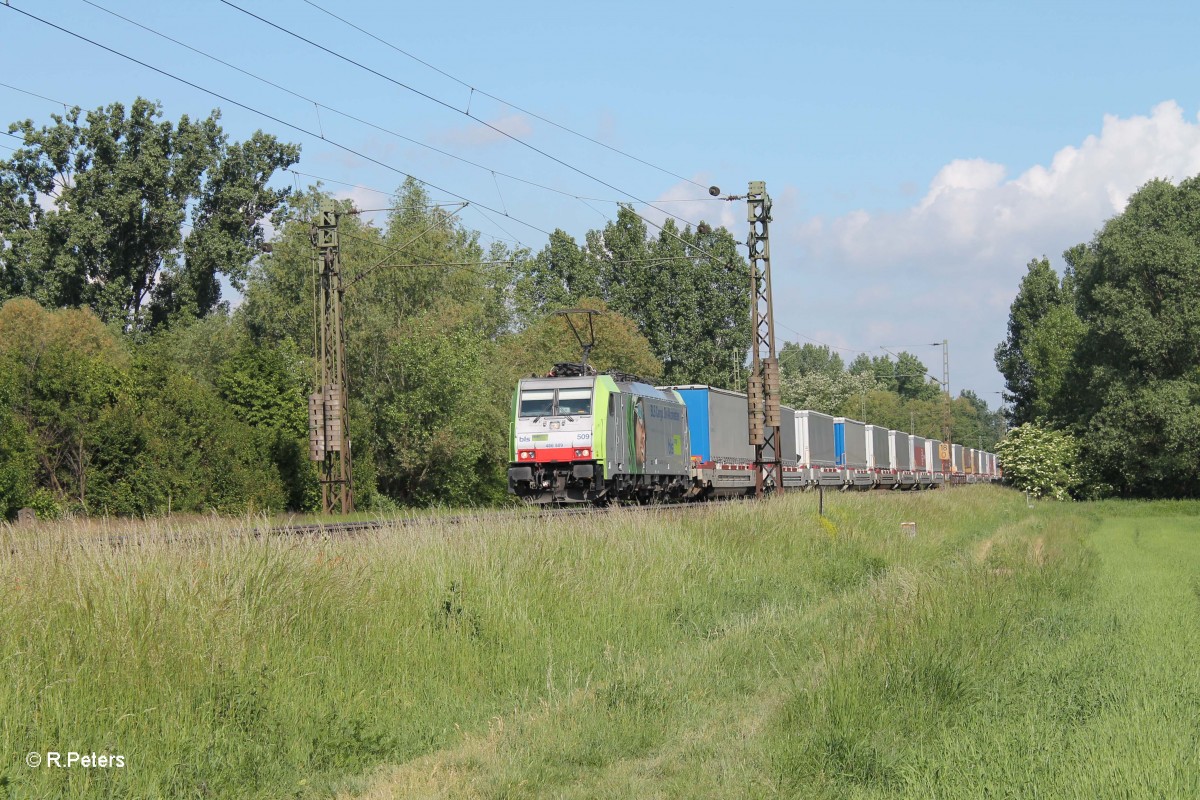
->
[507, 366, 691, 504]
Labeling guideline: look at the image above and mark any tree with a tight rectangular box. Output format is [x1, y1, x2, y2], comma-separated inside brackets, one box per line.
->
[783, 369, 876, 416]
[582, 206, 750, 386]
[0, 99, 298, 328]
[243, 182, 522, 506]
[1076, 380, 1200, 498]
[893, 351, 940, 401]
[846, 351, 937, 401]
[1073, 178, 1200, 387]
[0, 298, 128, 509]
[951, 391, 1006, 451]
[1020, 302, 1085, 423]
[514, 229, 600, 323]
[1067, 177, 1200, 497]
[0, 358, 35, 519]
[994, 423, 1079, 500]
[993, 176, 1200, 498]
[779, 343, 844, 379]
[215, 336, 315, 511]
[125, 358, 286, 514]
[504, 299, 663, 381]
[647, 218, 750, 386]
[995, 257, 1080, 424]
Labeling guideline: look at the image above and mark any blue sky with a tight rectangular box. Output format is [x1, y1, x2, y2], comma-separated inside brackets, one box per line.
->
[3, 0, 1200, 403]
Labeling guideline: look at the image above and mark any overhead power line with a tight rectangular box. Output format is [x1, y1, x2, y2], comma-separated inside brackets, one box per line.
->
[2, 3, 555, 239]
[7, 120, 407, 208]
[775, 321, 870, 354]
[286, 169, 395, 198]
[343, 203, 470, 289]
[0, 81, 71, 109]
[4, 6, 736, 272]
[215, 0, 714, 236]
[776, 323, 943, 371]
[879, 345, 943, 385]
[80, 0, 700, 210]
[12, 4, 730, 265]
[297, 0, 711, 193]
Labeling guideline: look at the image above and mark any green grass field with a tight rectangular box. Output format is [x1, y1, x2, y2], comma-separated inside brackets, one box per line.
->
[1, 488, 1197, 799]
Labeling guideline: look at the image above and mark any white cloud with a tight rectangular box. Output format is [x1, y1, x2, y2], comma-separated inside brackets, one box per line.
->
[332, 186, 391, 229]
[637, 176, 738, 234]
[433, 113, 534, 148]
[773, 101, 1200, 402]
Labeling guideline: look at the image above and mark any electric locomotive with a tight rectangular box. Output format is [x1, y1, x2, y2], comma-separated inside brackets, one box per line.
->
[507, 364, 691, 504]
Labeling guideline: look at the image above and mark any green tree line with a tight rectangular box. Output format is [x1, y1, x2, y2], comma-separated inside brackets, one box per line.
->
[995, 176, 1200, 498]
[0, 99, 753, 517]
[0, 97, 1006, 518]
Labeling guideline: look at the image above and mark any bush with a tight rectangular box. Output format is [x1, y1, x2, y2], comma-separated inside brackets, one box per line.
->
[995, 422, 1080, 500]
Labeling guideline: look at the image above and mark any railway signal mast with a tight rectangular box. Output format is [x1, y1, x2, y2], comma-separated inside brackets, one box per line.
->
[309, 200, 354, 514]
[745, 181, 784, 498]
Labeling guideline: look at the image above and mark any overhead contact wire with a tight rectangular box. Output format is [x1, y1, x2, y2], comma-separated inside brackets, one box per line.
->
[2, 3, 555, 238]
[215, 0, 716, 239]
[298, 0, 711, 192]
[80, 0, 670, 208]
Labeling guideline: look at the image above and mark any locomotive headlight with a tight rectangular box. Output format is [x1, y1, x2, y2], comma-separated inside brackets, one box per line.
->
[574, 448, 591, 458]
[520, 450, 535, 460]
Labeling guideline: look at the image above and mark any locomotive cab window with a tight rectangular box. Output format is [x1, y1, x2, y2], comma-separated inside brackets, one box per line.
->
[518, 390, 554, 417]
[556, 388, 593, 416]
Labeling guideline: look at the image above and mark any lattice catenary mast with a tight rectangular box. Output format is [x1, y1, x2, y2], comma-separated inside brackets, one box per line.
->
[745, 181, 783, 498]
[308, 200, 354, 514]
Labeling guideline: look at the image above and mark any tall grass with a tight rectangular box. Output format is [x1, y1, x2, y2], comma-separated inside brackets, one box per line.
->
[8, 486, 1175, 799]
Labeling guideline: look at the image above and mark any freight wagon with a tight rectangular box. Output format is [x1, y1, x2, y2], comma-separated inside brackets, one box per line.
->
[798, 410, 843, 487]
[951, 444, 965, 485]
[890, 430, 916, 489]
[834, 417, 873, 489]
[865, 424, 895, 487]
[667, 385, 806, 497]
[912, 435, 932, 488]
[926, 439, 946, 487]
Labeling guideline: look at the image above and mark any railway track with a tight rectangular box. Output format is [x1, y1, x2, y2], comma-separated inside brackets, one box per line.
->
[261, 500, 712, 539]
[2, 501, 718, 555]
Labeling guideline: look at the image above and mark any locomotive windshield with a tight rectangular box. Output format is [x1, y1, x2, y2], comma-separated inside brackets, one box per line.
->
[517, 387, 593, 417]
[556, 388, 593, 416]
[518, 390, 554, 417]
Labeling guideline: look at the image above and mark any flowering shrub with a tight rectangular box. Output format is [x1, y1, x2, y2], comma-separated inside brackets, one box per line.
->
[994, 423, 1080, 500]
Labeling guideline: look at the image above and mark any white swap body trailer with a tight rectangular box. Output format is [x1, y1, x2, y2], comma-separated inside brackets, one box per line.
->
[889, 430, 917, 488]
[797, 410, 842, 487]
[834, 417, 872, 488]
[865, 424, 895, 487]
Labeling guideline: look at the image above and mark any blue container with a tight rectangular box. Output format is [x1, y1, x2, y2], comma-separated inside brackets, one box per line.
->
[674, 387, 710, 461]
[833, 421, 847, 466]
[666, 385, 755, 465]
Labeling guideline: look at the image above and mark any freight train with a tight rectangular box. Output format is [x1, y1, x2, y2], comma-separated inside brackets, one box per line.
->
[507, 367, 1000, 504]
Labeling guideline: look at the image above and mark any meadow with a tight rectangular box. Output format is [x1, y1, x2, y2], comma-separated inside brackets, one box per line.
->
[1, 487, 1196, 798]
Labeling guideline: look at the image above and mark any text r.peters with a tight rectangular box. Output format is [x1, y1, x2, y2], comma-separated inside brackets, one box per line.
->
[46, 752, 126, 768]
